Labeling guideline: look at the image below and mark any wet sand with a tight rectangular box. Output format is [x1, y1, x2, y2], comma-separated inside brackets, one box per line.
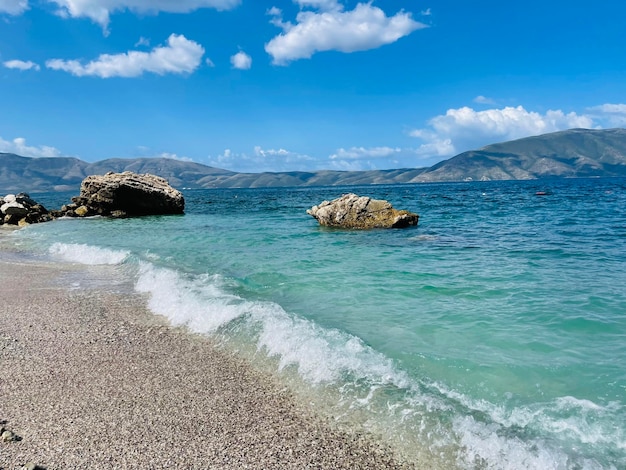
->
[0, 255, 414, 469]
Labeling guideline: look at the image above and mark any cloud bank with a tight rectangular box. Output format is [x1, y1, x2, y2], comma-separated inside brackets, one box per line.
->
[49, 0, 239, 27]
[209, 102, 626, 172]
[46, 34, 204, 77]
[410, 105, 594, 156]
[208, 146, 316, 173]
[327, 103, 626, 170]
[329, 146, 404, 170]
[265, 1, 426, 65]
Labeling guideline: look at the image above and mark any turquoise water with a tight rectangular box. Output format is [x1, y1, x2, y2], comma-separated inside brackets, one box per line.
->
[7, 178, 626, 469]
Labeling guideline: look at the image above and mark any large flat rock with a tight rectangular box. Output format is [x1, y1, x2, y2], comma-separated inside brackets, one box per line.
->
[65, 171, 185, 218]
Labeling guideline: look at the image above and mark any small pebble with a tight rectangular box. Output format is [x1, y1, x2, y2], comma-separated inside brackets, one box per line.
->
[1, 429, 15, 441]
[23, 463, 37, 470]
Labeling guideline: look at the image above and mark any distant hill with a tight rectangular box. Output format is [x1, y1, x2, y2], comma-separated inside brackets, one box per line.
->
[0, 154, 428, 192]
[1, 128, 626, 192]
[412, 128, 626, 182]
[0, 155, 236, 192]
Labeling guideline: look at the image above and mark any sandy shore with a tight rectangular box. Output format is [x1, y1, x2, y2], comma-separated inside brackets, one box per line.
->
[0, 254, 414, 469]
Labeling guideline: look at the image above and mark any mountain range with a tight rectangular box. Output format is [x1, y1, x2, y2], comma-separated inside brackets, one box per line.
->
[2, 128, 626, 193]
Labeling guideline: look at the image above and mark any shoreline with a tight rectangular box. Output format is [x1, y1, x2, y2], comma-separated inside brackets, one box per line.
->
[0, 254, 414, 469]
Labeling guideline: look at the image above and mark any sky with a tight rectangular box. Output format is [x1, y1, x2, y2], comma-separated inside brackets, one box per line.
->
[1, 0, 625, 173]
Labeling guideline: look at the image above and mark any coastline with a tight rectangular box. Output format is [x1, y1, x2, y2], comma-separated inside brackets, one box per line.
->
[0, 252, 414, 469]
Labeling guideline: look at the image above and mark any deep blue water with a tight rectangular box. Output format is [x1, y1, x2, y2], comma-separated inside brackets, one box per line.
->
[6, 178, 626, 469]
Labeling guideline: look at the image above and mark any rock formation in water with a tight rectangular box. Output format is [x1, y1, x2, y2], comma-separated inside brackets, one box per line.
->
[0, 193, 52, 226]
[56, 172, 185, 218]
[307, 193, 418, 229]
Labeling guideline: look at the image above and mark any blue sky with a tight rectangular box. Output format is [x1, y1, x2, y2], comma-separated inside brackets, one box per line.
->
[1, 0, 625, 173]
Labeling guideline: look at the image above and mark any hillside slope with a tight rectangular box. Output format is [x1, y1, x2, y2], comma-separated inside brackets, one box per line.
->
[2, 128, 625, 192]
[411, 128, 626, 182]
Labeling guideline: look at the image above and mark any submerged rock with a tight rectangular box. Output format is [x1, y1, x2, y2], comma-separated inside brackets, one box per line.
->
[57, 171, 185, 218]
[307, 193, 418, 229]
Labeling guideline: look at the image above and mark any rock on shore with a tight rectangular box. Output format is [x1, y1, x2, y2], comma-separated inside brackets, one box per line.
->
[2, 172, 184, 225]
[54, 171, 185, 218]
[0, 193, 52, 226]
[307, 193, 419, 229]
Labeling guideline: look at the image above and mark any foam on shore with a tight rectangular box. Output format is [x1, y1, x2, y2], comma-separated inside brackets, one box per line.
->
[0, 255, 413, 469]
[5, 235, 620, 469]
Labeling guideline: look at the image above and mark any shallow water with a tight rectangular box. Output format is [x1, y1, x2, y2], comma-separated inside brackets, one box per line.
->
[7, 178, 626, 469]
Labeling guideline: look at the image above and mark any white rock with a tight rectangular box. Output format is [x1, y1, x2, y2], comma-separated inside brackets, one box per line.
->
[3, 194, 16, 203]
[1, 201, 28, 216]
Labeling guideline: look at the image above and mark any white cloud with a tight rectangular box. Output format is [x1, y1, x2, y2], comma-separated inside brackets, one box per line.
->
[330, 146, 400, 160]
[408, 137, 455, 159]
[265, 2, 426, 65]
[327, 145, 450, 171]
[591, 103, 626, 113]
[3, 59, 40, 71]
[157, 152, 194, 162]
[587, 103, 626, 127]
[253, 146, 316, 170]
[0, 0, 28, 15]
[134, 146, 194, 161]
[134, 36, 150, 47]
[0, 136, 64, 158]
[49, 0, 240, 27]
[230, 51, 251, 70]
[473, 95, 496, 105]
[410, 105, 594, 156]
[266, 6, 289, 28]
[295, 0, 341, 11]
[207, 146, 315, 172]
[328, 146, 401, 170]
[46, 34, 204, 78]
[253, 146, 290, 158]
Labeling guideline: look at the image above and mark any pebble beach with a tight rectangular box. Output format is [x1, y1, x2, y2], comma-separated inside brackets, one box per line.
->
[0, 245, 413, 469]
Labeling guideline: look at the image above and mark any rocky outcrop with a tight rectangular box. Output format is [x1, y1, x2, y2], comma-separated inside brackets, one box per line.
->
[307, 193, 418, 229]
[55, 172, 185, 218]
[0, 193, 52, 226]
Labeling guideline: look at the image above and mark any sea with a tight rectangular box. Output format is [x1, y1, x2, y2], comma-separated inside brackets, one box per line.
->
[3, 177, 626, 469]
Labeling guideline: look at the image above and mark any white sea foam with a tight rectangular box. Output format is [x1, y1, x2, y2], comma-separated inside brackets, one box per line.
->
[36, 248, 623, 469]
[135, 262, 246, 333]
[49, 242, 129, 265]
[455, 413, 619, 470]
[252, 305, 411, 387]
[426, 380, 624, 469]
[453, 414, 595, 470]
[131, 261, 626, 469]
[133, 262, 411, 390]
